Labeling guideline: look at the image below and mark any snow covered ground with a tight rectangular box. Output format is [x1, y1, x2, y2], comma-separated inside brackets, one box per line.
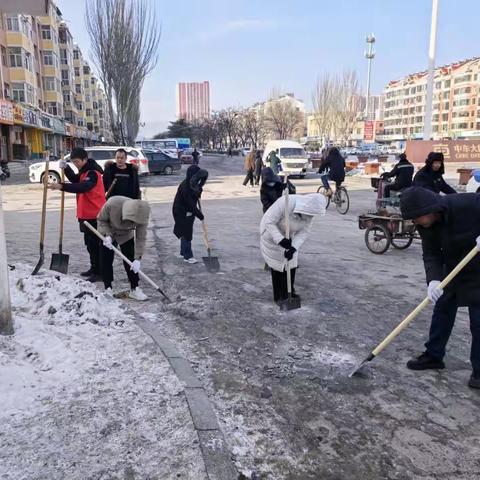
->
[0, 265, 206, 480]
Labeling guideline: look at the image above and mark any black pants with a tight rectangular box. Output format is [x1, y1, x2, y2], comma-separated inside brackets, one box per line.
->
[384, 184, 402, 198]
[271, 267, 296, 302]
[243, 169, 254, 186]
[254, 173, 261, 185]
[100, 238, 139, 289]
[79, 219, 100, 273]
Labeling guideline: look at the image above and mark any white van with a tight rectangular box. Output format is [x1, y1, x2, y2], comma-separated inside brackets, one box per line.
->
[262, 140, 309, 177]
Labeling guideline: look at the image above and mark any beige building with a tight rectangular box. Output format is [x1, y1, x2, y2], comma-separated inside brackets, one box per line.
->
[382, 57, 480, 143]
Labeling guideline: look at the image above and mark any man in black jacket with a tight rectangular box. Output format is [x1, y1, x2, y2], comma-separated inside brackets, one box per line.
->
[381, 153, 414, 198]
[413, 151, 456, 195]
[103, 148, 140, 200]
[318, 147, 345, 196]
[400, 187, 480, 389]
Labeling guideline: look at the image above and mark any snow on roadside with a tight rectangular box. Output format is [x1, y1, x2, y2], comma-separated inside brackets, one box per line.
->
[0, 264, 207, 480]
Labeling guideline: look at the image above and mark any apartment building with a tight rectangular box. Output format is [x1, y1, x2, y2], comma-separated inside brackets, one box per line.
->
[382, 57, 480, 144]
[176, 81, 210, 121]
[0, 1, 112, 161]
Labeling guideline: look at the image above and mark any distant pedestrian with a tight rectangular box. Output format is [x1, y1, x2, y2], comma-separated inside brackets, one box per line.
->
[173, 165, 208, 264]
[103, 148, 140, 200]
[260, 193, 326, 304]
[47, 147, 105, 281]
[260, 167, 296, 213]
[268, 150, 282, 175]
[243, 150, 256, 187]
[413, 152, 456, 195]
[97, 196, 150, 301]
[228, 147, 232, 157]
[254, 150, 263, 185]
[192, 148, 200, 165]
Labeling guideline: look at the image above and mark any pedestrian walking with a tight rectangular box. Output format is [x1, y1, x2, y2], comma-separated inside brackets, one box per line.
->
[260, 167, 296, 213]
[254, 150, 263, 185]
[103, 148, 140, 200]
[173, 165, 208, 264]
[97, 196, 150, 301]
[380, 153, 414, 198]
[318, 147, 346, 196]
[243, 150, 256, 187]
[267, 150, 282, 175]
[400, 186, 480, 389]
[260, 193, 326, 304]
[413, 152, 456, 195]
[47, 147, 105, 281]
[192, 148, 200, 165]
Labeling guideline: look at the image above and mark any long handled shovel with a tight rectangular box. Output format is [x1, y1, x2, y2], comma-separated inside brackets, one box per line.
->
[279, 173, 301, 311]
[349, 244, 480, 377]
[83, 221, 171, 303]
[50, 166, 69, 274]
[198, 199, 220, 273]
[105, 178, 117, 199]
[32, 151, 50, 275]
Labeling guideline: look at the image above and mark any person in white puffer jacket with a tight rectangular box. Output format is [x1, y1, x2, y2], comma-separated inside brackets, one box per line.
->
[260, 193, 326, 304]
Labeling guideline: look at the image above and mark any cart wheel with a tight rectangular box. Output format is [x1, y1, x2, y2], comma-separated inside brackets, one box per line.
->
[391, 234, 414, 250]
[316, 185, 331, 209]
[365, 225, 391, 254]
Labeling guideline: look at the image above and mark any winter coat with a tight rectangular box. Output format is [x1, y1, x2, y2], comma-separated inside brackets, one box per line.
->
[260, 167, 296, 213]
[382, 156, 414, 190]
[260, 194, 326, 272]
[254, 153, 263, 176]
[172, 165, 205, 241]
[267, 151, 282, 174]
[318, 149, 346, 183]
[413, 166, 456, 195]
[103, 162, 140, 200]
[400, 187, 480, 306]
[97, 196, 150, 259]
[244, 152, 256, 171]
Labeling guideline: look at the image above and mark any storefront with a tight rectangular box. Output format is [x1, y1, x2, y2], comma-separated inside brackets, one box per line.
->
[0, 100, 14, 162]
[52, 118, 66, 156]
[13, 104, 44, 159]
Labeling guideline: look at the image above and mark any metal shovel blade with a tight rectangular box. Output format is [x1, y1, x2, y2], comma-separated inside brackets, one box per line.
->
[50, 252, 70, 274]
[31, 251, 44, 276]
[279, 294, 301, 311]
[202, 255, 220, 273]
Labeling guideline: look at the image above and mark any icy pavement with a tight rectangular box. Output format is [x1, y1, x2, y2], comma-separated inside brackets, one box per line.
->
[0, 265, 206, 480]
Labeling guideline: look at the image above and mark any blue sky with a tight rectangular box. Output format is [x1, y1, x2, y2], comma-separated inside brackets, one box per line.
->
[58, 0, 480, 137]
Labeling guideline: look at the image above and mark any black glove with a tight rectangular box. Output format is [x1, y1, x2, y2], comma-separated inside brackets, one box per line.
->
[197, 212, 204, 221]
[279, 238, 292, 249]
[284, 247, 296, 260]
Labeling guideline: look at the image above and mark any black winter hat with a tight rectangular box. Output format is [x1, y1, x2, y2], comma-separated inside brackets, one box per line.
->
[400, 186, 444, 220]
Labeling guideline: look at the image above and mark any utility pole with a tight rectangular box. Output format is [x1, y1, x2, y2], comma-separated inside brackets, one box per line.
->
[364, 33, 376, 121]
[0, 181, 13, 335]
[423, 0, 439, 140]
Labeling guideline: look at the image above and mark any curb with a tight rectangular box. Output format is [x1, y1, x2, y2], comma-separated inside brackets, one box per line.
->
[136, 318, 238, 480]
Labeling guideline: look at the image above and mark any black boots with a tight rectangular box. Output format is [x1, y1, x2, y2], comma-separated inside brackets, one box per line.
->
[407, 352, 445, 370]
[81, 267, 95, 277]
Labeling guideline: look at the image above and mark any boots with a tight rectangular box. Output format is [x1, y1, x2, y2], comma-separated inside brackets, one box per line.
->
[406, 352, 445, 370]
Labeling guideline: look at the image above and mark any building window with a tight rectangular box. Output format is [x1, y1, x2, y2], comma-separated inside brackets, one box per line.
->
[74, 67, 80, 76]
[442, 113, 449, 121]
[1, 46, 7, 67]
[24, 52, 33, 72]
[454, 74, 471, 84]
[9, 47, 23, 68]
[64, 92, 71, 103]
[43, 76, 56, 91]
[60, 49, 68, 65]
[454, 86, 471, 95]
[6, 16, 20, 32]
[75, 84, 81, 94]
[41, 25, 52, 40]
[85, 94, 91, 102]
[12, 83, 26, 102]
[453, 98, 470, 107]
[3, 82, 10, 98]
[43, 50, 54, 66]
[86, 109, 92, 116]
[444, 80, 451, 88]
[47, 102, 61, 116]
[84, 80, 89, 88]
[73, 50, 79, 60]
[83, 66, 90, 75]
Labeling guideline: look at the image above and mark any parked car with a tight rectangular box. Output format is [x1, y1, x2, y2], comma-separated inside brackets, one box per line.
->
[145, 150, 182, 175]
[241, 147, 251, 157]
[466, 169, 480, 193]
[29, 146, 150, 183]
[262, 140, 309, 177]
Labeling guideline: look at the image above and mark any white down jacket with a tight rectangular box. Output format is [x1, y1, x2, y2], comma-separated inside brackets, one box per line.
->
[260, 194, 326, 272]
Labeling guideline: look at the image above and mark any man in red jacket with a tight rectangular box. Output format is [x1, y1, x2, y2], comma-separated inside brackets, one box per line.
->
[48, 147, 105, 281]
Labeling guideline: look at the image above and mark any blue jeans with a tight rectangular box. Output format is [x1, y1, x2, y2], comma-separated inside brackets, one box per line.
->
[180, 237, 193, 259]
[320, 173, 331, 189]
[425, 293, 480, 371]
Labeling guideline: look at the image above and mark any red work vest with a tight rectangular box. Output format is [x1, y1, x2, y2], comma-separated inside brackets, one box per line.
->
[77, 170, 106, 219]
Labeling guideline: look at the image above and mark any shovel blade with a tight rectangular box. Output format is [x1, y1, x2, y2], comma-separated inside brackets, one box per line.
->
[50, 253, 70, 274]
[202, 256, 220, 273]
[31, 252, 44, 276]
[279, 295, 301, 311]
[348, 353, 375, 378]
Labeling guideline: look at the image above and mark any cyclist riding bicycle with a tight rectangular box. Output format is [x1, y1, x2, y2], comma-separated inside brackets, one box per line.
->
[318, 147, 346, 197]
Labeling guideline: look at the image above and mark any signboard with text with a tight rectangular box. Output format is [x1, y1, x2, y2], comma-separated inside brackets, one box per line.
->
[364, 121, 374, 142]
[0, 100, 14, 125]
[406, 140, 480, 164]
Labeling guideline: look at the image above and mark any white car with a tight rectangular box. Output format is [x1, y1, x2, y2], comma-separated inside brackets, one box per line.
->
[29, 146, 150, 183]
[241, 147, 251, 157]
[466, 169, 480, 193]
[262, 140, 309, 177]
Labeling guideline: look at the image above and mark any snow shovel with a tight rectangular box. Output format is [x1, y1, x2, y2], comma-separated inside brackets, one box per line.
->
[105, 178, 117, 199]
[83, 221, 172, 303]
[349, 244, 480, 377]
[50, 166, 69, 274]
[198, 199, 220, 273]
[32, 151, 50, 275]
[279, 173, 301, 311]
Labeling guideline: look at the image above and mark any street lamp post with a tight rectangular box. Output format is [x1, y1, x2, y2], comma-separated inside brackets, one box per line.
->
[364, 34, 376, 121]
[423, 0, 439, 140]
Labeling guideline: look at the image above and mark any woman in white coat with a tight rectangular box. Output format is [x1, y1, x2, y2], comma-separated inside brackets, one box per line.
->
[260, 193, 326, 303]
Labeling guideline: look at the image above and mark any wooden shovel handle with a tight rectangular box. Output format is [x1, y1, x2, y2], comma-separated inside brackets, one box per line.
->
[105, 178, 117, 198]
[39, 151, 50, 246]
[59, 160, 65, 251]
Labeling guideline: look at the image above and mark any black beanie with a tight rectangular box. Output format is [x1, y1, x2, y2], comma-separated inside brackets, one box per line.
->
[400, 186, 444, 220]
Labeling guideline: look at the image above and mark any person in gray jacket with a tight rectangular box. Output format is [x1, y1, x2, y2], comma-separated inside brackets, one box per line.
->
[97, 196, 151, 300]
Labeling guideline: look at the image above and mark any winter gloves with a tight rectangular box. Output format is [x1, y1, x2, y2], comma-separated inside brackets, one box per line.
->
[279, 238, 292, 249]
[103, 235, 114, 250]
[428, 280, 443, 304]
[130, 259, 141, 274]
[284, 247, 296, 260]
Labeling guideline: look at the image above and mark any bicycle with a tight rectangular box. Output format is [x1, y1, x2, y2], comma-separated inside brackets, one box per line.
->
[316, 183, 350, 215]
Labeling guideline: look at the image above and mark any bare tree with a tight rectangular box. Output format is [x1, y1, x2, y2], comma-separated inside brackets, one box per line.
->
[334, 70, 361, 145]
[312, 73, 336, 146]
[245, 109, 267, 148]
[218, 108, 240, 148]
[86, 0, 161, 144]
[264, 97, 304, 140]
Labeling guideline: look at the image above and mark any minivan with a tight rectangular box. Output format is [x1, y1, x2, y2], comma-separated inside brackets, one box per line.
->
[262, 140, 309, 177]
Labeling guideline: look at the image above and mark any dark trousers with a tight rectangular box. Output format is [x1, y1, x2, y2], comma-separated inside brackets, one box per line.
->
[80, 219, 100, 273]
[243, 169, 254, 186]
[425, 293, 480, 372]
[384, 184, 402, 198]
[100, 238, 139, 290]
[254, 173, 261, 185]
[271, 267, 296, 302]
[180, 237, 193, 259]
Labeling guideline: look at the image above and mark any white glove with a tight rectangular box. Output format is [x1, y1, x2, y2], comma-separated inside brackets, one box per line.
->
[476, 235, 480, 250]
[428, 280, 443, 304]
[102, 235, 113, 250]
[58, 159, 68, 169]
[130, 259, 141, 274]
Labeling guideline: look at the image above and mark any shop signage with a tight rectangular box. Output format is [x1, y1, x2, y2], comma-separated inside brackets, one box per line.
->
[52, 117, 65, 135]
[39, 112, 53, 131]
[13, 104, 38, 127]
[0, 100, 14, 125]
[406, 140, 480, 163]
[364, 121, 374, 142]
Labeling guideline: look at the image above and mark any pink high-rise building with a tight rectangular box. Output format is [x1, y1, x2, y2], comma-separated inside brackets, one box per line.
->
[176, 81, 210, 121]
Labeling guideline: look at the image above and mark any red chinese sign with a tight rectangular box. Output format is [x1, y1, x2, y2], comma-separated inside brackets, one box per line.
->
[406, 140, 480, 164]
[364, 121, 374, 142]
